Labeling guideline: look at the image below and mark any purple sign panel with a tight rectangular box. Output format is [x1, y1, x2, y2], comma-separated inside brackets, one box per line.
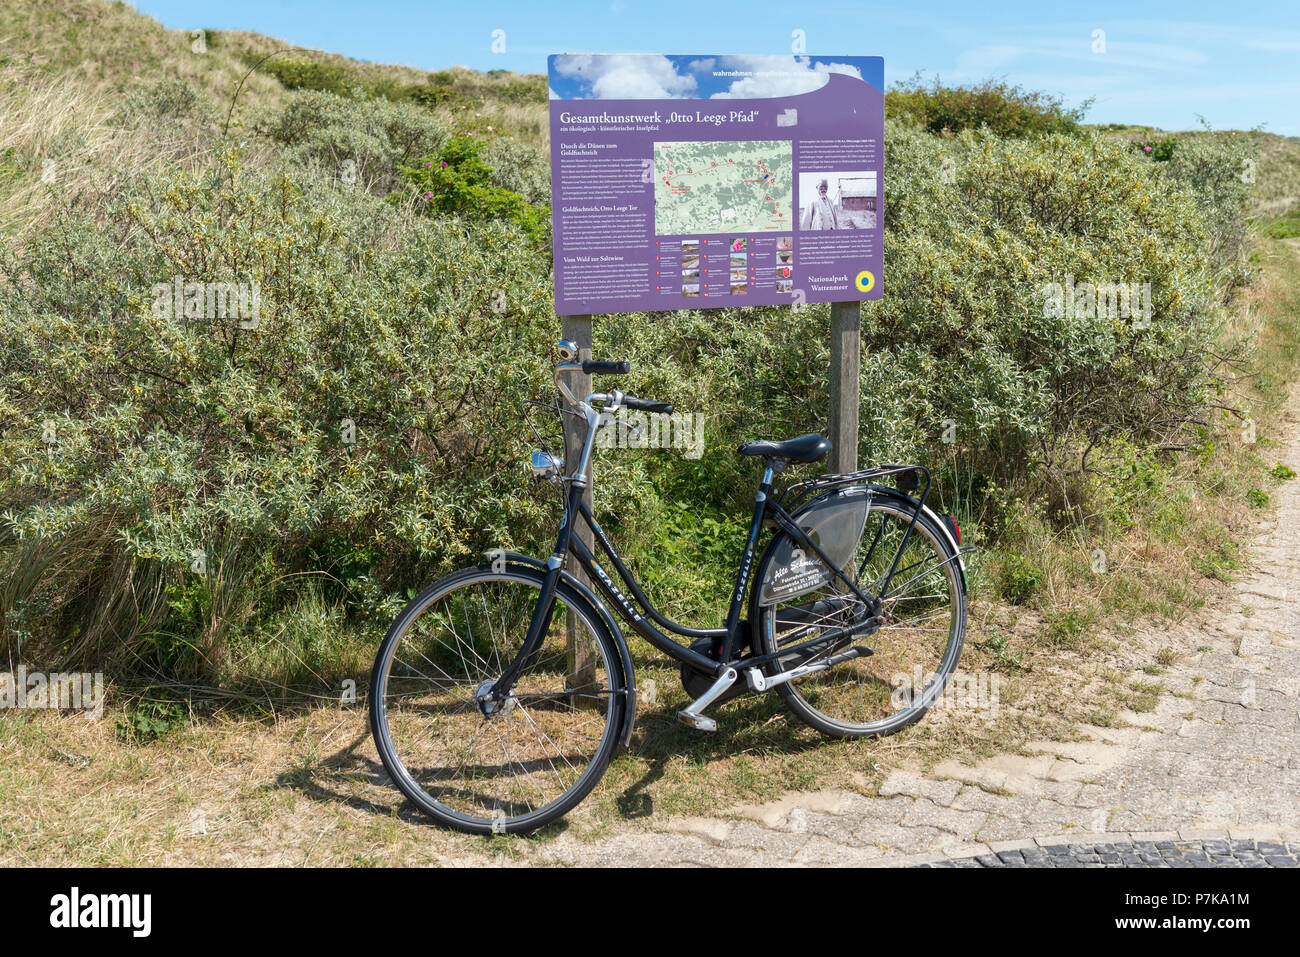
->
[548, 54, 884, 316]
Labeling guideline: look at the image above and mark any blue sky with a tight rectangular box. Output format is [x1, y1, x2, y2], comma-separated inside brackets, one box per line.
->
[135, 0, 1300, 134]
[547, 55, 884, 100]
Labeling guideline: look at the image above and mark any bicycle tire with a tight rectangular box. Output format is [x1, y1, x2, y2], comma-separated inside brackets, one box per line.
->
[754, 496, 967, 738]
[369, 565, 625, 834]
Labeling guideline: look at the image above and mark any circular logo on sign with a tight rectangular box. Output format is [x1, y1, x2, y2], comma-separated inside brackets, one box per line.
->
[855, 270, 876, 293]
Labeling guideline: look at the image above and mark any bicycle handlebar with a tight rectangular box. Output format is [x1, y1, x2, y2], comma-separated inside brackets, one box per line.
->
[622, 395, 673, 415]
[581, 359, 630, 374]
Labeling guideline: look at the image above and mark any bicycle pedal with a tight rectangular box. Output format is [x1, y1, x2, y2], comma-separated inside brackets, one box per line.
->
[677, 710, 718, 732]
[675, 666, 736, 733]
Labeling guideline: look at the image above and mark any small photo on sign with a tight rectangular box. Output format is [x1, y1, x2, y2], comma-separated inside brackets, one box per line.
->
[682, 283, 700, 297]
[776, 265, 792, 279]
[730, 237, 747, 253]
[777, 236, 793, 251]
[681, 240, 700, 256]
[730, 281, 747, 295]
[730, 268, 746, 281]
[778, 249, 793, 264]
[729, 253, 746, 268]
[682, 268, 700, 281]
[777, 279, 794, 293]
[798, 171, 877, 230]
[682, 253, 700, 270]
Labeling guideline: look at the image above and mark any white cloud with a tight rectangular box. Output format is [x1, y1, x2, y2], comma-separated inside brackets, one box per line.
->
[950, 37, 1208, 78]
[1245, 39, 1300, 52]
[709, 55, 863, 99]
[551, 54, 696, 99]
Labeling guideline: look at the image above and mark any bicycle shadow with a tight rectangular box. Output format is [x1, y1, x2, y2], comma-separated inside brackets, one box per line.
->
[269, 728, 436, 825]
[268, 695, 837, 833]
[270, 727, 578, 840]
[613, 694, 832, 820]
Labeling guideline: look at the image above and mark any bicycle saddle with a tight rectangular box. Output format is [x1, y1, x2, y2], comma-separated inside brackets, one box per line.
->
[737, 433, 832, 463]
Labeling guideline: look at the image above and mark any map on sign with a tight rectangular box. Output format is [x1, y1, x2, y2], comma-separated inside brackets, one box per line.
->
[653, 140, 793, 235]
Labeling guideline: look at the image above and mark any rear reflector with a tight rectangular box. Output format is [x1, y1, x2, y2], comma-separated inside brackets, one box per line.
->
[943, 515, 961, 544]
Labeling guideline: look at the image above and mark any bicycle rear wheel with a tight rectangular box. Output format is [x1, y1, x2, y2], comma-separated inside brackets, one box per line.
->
[756, 497, 966, 738]
[369, 566, 624, 834]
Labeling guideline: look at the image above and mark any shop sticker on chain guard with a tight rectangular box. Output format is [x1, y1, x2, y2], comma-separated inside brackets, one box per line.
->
[759, 487, 871, 604]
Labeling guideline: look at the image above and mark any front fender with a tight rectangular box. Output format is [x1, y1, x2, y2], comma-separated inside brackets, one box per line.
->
[500, 552, 637, 749]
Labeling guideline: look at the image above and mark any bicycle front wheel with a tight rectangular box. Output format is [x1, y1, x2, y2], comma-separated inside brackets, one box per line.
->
[369, 566, 624, 834]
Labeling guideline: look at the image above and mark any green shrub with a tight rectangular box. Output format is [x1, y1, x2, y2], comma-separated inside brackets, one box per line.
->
[0, 154, 556, 674]
[1260, 210, 1300, 239]
[1159, 132, 1256, 276]
[887, 74, 1088, 137]
[261, 57, 349, 95]
[114, 77, 215, 126]
[0, 89, 1258, 683]
[864, 123, 1233, 485]
[1132, 137, 1179, 162]
[256, 90, 448, 193]
[402, 134, 550, 246]
[998, 551, 1044, 604]
[976, 628, 1027, 671]
[116, 698, 188, 743]
[483, 138, 551, 206]
[405, 84, 468, 110]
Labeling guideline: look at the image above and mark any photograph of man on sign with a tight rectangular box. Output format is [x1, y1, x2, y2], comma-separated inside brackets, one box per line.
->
[801, 177, 841, 230]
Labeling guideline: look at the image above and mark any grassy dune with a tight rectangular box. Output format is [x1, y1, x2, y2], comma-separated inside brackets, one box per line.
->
[1, 0, 1300, 854]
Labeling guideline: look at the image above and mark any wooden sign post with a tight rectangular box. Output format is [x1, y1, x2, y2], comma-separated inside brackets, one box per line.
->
[828, 300, 861, 474]
[560, 313, 596, 695]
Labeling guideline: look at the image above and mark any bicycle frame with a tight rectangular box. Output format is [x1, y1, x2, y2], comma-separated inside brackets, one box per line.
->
[488, 370, 945, 704]
[492, 458, 904, 700]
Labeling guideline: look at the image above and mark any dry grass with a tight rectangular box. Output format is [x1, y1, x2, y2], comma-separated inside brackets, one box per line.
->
[0, 0, 284, 109]
[0, 62, 212, 233]
[0, 0, 547, 234]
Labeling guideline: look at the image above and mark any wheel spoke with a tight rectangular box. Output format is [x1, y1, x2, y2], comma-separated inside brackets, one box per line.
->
[762, 501, 965, 734]
[374, 572, 617, 833]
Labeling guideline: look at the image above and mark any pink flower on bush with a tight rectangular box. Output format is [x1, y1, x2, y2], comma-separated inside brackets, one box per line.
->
[424, 191, 433, 199]
[1143, 145, 1152, 152]
[441, 161, 448, 168]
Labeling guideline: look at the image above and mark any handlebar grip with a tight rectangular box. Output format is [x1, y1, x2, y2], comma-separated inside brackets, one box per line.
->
[623, 396, 673, 415]
[581, 360, 630, 374]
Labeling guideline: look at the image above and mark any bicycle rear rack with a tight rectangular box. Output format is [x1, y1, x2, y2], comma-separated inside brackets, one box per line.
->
[778, 463, 930, 511]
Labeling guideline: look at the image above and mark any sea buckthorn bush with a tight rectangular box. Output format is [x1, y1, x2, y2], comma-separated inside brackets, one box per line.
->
[0, 88, 1257, 680]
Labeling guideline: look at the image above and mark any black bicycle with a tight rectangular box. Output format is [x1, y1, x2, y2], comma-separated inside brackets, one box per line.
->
[369, 341, 970, 834]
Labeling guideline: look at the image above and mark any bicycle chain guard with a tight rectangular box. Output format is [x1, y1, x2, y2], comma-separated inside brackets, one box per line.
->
[758, 486, 872, 604]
